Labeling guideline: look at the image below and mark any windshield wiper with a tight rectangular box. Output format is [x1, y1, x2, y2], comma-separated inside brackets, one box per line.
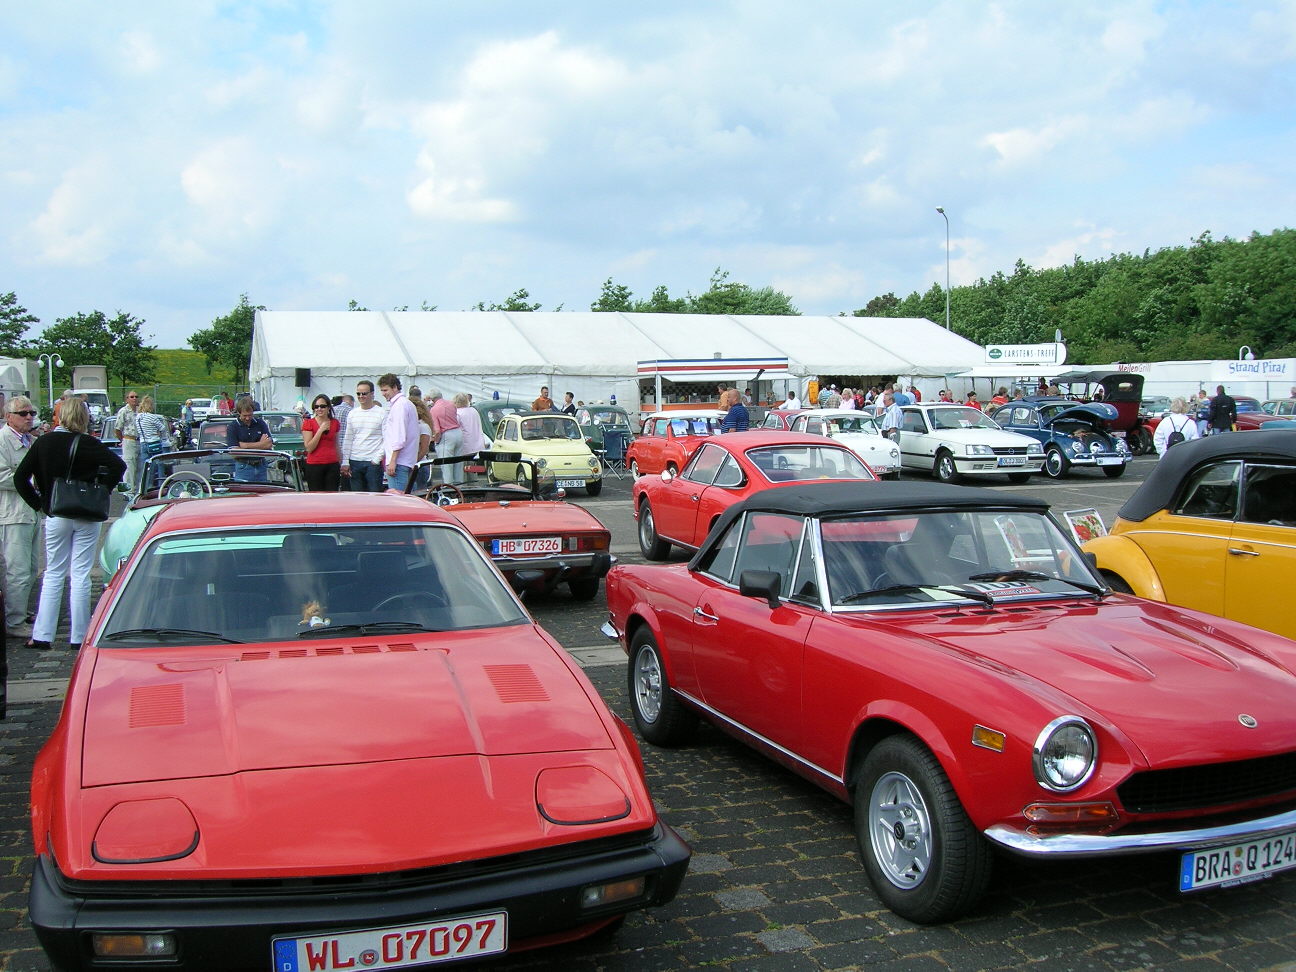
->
[101, 627, 244, 644]
[968, 568, 1107, 600]
[296, 621, 444, 638]
[839, 584, 995, 607]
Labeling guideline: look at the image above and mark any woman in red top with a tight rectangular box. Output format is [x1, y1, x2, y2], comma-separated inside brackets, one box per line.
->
[302, 394, 341, 491]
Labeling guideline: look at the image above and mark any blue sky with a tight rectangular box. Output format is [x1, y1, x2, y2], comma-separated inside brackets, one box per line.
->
[2, 1, 1294, 348]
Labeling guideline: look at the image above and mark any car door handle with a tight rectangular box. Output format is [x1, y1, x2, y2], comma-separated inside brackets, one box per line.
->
[693, 606, 719, 623]
[1227, 547, 1260, 557]
[690, 494, 700, 502]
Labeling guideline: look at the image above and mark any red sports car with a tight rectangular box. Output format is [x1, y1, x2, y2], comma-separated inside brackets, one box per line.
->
[625, 410, 722, 478]
[633, 430, 876, 559]
[29, 493, 688, 970]
[604, 481, 1296, 923]
[416, 453, 613, 600]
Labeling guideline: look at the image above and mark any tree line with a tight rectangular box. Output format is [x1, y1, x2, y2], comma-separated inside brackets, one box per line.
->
[5, 230, 1292, 401]
[853, 229, 1296, 363]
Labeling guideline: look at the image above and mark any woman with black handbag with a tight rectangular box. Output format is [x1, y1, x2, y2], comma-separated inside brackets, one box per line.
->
[15, 398, 125, 651]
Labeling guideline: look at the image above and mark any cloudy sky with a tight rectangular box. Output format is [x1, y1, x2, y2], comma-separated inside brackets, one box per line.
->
[3, 1, 1294, 348]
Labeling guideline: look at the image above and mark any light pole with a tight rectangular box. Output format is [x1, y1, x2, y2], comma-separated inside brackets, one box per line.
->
[1238, 346, 1255, 361]
[36, 352, 63, 412]
[935, 207, 950, 329]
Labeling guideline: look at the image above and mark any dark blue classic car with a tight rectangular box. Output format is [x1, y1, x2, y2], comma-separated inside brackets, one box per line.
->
[987, 399, 1130, 479]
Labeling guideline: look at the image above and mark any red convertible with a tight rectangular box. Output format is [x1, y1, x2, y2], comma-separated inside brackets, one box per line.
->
[633, 430, 876, 559]
[604, 481, 1296, 923]
[625, 410, 722, 477]
[29, 493, 688, 970]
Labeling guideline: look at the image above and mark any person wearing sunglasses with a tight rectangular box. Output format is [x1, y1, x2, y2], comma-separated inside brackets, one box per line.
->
[0, 396, 42, 656]
[301, 394, 341, 491]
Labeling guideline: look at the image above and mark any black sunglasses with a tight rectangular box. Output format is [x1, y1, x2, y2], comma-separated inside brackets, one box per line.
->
[14, 410, 37, 417]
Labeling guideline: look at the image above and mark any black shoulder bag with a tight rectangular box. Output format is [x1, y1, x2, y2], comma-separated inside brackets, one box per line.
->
[48, 433, 113, 522]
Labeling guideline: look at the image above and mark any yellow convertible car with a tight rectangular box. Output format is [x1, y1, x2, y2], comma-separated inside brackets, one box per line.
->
[1083, 430, 1296, 638]
[489, 411, 603, 495]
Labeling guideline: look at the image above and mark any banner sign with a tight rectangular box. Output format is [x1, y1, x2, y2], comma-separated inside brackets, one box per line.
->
[984, 343, 1067, 365]
[1211, 358, 1295, 383]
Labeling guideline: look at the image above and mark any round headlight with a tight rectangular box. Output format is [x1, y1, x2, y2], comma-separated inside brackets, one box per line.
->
[536, 458, 548, 469]
[1033, 716, 1097, 792]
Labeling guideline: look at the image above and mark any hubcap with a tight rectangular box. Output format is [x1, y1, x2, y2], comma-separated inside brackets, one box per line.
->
[633, 646, 663, 722]
[868, 771, 933, 889]
[640, 506, 655, 548]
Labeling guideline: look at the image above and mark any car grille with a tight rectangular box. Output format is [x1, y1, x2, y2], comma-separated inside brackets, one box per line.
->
[991, 446, 1031, 456]
[1118, 750, 1296, 814]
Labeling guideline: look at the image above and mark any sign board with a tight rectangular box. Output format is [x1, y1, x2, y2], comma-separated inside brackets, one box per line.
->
[984, 343, 1067, 366]
[1211, 358, 1294, 384]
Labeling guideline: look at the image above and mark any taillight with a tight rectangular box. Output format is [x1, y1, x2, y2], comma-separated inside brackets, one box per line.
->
[567, 535, 610, 552]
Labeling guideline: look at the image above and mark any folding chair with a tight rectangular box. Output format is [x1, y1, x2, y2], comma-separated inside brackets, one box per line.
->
[601, 429, 629, 479]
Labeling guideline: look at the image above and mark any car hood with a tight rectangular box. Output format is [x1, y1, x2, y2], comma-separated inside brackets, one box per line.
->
[921, 428, 1036, 447]
[447, 500, 605, 535]
[829, 431, 894, 453]
[81, 628, 613, 786]
[1041, 402, 1119, 427]
[871, 600, 1296, 765]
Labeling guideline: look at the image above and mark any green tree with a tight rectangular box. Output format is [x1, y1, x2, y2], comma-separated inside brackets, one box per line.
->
[473, 288, 542, 312]
[0, 292, 38, 355]
[34, 310, 157, 396]
[632, 284, 688, 313]
[189, 294, 261, 388]
[687, 268, 799, 316]
[591, 278, 634, 312]
[854, 292, 900, 317]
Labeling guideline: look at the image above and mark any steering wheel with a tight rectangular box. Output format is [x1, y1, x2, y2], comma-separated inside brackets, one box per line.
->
[373, 591, 447, 613]
[423, 483, 464, 507]
[158, 471, 213, 500]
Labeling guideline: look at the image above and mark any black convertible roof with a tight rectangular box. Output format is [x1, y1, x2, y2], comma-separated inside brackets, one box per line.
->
[1118, 430, 1296, 522]
[693, 482, 1050, 566]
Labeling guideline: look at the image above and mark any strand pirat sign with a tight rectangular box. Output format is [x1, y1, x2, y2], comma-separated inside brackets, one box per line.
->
[983, 343, 1067, 366]
[1214, 358, 1294, 383]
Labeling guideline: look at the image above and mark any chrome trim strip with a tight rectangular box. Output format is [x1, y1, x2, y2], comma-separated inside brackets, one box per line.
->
[676, 689, 843, 786]
[985, 807, 1296, 856]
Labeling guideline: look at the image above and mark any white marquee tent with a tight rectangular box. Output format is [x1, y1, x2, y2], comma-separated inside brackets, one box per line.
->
[249, 310, 985, 410]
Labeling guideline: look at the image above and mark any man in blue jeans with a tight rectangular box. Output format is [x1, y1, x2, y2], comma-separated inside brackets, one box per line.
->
[226, 398, 273, 482]
[340, 380, 385, 490]
[379, 373, 419, 493]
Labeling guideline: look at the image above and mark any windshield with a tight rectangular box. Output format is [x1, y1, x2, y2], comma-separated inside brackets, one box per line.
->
[581, 408, 631, 430]
[818, 510, 1101, 609]
[101, 524, 528, 645]
[520, 415, 583, 440]
[264, 413, 303, 435]
[927, 407, 1002, 431]
[747, 445, 875, 483]
[140, 451, 301, 497]
[826, 415, 881, 435]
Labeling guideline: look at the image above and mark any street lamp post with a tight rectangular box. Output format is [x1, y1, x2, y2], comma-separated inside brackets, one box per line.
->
[935, 207, 950, 329]
[1239, 346, 1255, 361]
[36, 352, 64, 412]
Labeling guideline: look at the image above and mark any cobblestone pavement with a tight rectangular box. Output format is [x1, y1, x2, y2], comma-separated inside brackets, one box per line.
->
[4, 469, 1296, 970]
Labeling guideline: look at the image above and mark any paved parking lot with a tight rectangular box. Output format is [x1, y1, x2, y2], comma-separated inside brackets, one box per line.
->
[3, 461, 1296, 970]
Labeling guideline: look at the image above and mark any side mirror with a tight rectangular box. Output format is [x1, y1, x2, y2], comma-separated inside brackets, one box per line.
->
[660, 468, 673, 482]
[738, 569, 782, 610]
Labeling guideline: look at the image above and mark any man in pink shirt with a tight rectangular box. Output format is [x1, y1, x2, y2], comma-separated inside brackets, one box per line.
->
[378, 373, 419, 492]
[428, 388, 464, 484]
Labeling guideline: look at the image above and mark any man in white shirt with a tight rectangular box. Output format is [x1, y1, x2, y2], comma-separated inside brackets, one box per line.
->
[0, 396, 41, 639]
[340, 380, 386, 491]
[879, 392, 903, 439]
[778, 391, 800, 410]
[113, 391, 141, 492]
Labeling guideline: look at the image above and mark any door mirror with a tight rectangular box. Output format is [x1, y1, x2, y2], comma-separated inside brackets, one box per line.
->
[738, 569, 782, 609]
[660, 468, 674, 482]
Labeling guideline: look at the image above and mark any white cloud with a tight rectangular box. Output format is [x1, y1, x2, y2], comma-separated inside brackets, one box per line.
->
[119, 29, 162, 74]
[180, 138, 285, 236]
[29, 162, 119, 265]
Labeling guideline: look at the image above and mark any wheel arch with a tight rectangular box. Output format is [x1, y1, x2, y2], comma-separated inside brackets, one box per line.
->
[844, 706, 968, 805]
[1083, 535, 1166, 601]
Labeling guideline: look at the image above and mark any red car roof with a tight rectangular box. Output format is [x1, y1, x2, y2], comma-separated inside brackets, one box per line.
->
[143, 491, 454, 538]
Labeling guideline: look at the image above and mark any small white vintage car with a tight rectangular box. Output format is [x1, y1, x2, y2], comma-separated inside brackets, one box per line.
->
[790, 409, 902, 478]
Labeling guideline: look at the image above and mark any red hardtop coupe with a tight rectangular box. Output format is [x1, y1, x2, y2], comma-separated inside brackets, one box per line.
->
[604, 480, 1296, 923]
[30, 492, 687, 970]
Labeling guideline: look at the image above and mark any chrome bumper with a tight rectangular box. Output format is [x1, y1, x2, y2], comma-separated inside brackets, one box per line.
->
[985, 806, 1296, 857]
[493, 553, 616, 574]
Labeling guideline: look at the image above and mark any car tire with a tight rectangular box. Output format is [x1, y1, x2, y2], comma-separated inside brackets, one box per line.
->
[1101, 571, 1134, 594]
[1006, 472, 1032, 484]
[856, 735, 992, 924]
[627, 627, 697, 747]
[568, 576, 600, 601]
[585, 480, 603, 496]
[638, 500, 672, 561]
[934, 450, 960, 484]
[1044, 447, 1070, 479]
[630, 459, 641, 478]
[1102, 464, 1126, 479]
[515, 466, 529, 487]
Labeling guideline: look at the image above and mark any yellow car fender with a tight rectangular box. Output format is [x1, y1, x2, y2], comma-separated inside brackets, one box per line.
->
[1083, 534, 1166, 601]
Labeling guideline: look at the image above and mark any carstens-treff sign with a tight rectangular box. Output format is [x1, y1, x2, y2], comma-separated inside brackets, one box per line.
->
[983, 343, 1067, 365]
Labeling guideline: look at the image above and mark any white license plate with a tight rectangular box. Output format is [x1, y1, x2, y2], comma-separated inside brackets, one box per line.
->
[273, 910, 507, 970]
[493, 536, 561, 555]
[997, 456, 1027, 466]
[555, 479, 584, 488]
[1097, 457, 1124, 465]
[1180, 830, 1296, 891]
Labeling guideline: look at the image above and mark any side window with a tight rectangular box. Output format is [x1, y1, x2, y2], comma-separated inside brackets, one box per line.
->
[697, 516, 742, 582]
[789, 519, 821, 604]
[1010, 407, 1033, 426]
[683, 443, 726, 485]
[790, 416, 807, 432]
[500, 420, 516, 442]
[1240, 465, 1296, 526]
[901, 410, 926, 433]
[713, 453, 744, 488]
[806, 419, 824, 435]
[652, 419, 669, 436]
[733, 513, 803, 598]
[762, 414, 781, 429]
[1174, 461, 1241, 520]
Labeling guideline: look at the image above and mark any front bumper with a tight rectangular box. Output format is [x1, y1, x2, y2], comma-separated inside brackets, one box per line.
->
[955, 457, 1045, 475]
[985, 805, 1296, 857]
[1066, 454, 1127, 467]
[30, 823, 689, 970]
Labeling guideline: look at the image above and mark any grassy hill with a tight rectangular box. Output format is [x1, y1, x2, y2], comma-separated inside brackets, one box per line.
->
[145, 349, 241, 413]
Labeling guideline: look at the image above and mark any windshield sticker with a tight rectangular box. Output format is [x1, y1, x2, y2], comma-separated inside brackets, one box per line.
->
[971, 583, 1043, 598]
